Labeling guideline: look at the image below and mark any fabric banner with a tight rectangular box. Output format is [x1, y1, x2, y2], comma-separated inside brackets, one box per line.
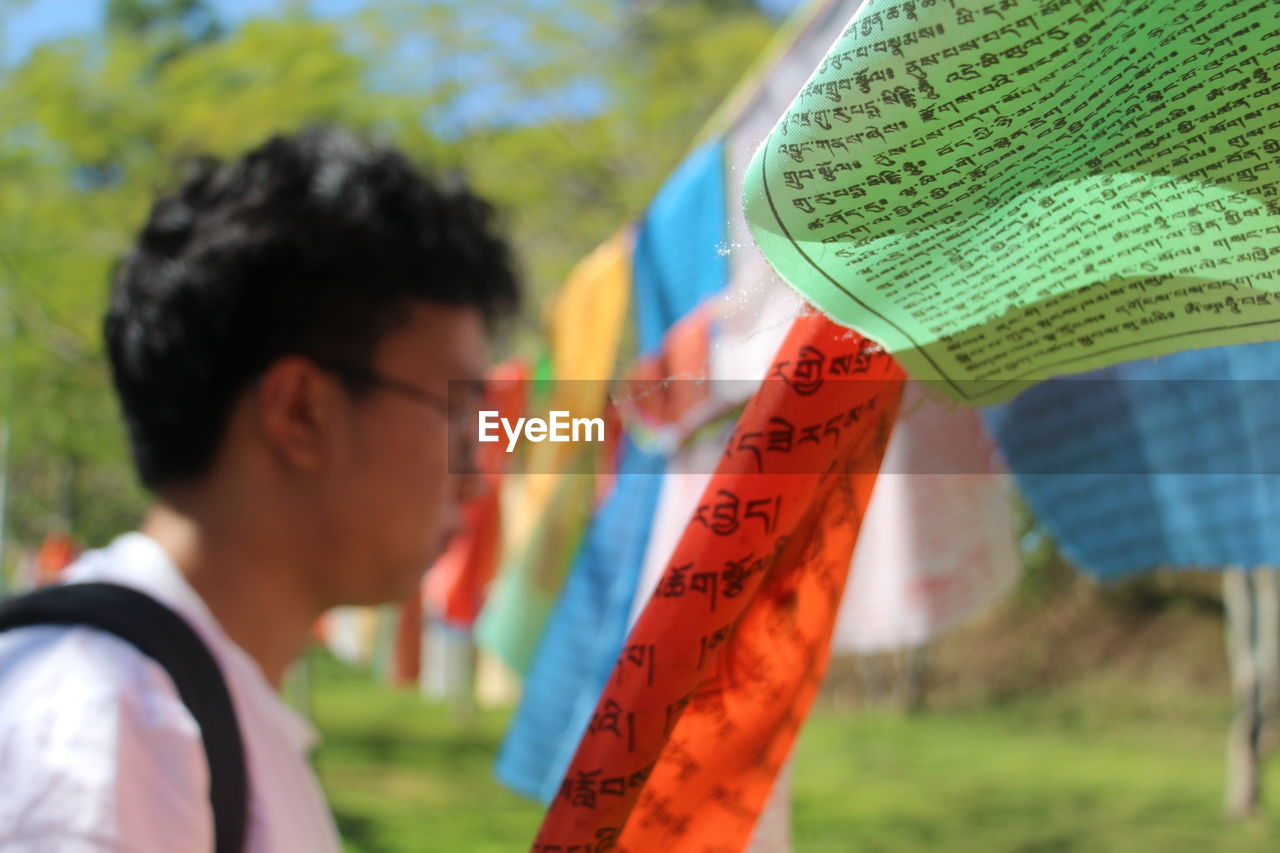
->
[425, 359, 528, 629]
[474, 465, 596, 675]
[475, 234, 632, 673]
[744, 0, 1280, 405]
[713, 0, 863, 395]
[479, 138, 732, 672]
[629, 383, 1019, 658]
[496, 142, 732, 795]
[548, 231, 634, 409]
[834, 382, 1020, 652]
[497, 437, 667, 801]
[495, 3, 865, 811]
[626, 424, 735, 631]
[721, 0, 864, 190]
[392, 588, 424, 686]
[498, 308, 717, 802]
[424, 492, 503, 627]
[983, 341, 1280, 578]
[531, 312, 905, 852]
[634, 140, 730, 355]
[623, 0, 867, 629]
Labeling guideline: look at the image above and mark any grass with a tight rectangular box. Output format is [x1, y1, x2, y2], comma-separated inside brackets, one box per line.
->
[307, 651, 1280, 852]
[308, 652, 543, 852]
[792, 686, 1280, 852]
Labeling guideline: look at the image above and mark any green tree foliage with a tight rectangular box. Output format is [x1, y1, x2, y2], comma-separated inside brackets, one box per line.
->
[0, 0, 774, 557]
[106, 0, 224, 65]
[461, 0, 772, 306]
[106, 0, 221, 37]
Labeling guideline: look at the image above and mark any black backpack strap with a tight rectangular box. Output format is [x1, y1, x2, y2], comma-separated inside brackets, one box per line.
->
[0, 582, 247, 853]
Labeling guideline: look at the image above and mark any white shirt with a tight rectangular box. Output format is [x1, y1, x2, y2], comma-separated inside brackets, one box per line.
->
[0, 533, 342, 853]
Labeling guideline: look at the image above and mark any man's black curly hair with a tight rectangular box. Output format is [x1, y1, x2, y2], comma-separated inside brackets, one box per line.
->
[104, 125, 520, 491]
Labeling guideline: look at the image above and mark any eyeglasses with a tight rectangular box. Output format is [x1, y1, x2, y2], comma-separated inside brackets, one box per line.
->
[316, 360, 483, 474]
[316, 360, 455, 419]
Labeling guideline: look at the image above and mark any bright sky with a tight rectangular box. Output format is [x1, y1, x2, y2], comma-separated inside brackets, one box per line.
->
[2, 0, 805, 66]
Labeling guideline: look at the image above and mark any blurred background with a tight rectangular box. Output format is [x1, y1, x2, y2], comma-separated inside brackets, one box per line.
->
[1, 1, 1279, 851]
[0, 0, 795, 546]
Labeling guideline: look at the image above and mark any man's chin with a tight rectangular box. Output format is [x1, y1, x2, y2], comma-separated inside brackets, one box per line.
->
[341, 574, 425, 608]
[336, 549, 442, 607]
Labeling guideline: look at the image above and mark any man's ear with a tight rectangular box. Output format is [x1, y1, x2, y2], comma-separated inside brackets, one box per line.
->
[253, 357, 340, 472]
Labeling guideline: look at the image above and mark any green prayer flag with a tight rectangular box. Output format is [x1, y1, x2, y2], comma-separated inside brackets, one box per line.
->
[743, 0, 1280, 405]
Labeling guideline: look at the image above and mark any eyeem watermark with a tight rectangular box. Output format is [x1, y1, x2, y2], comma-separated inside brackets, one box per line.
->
[478, 410, 605, 453]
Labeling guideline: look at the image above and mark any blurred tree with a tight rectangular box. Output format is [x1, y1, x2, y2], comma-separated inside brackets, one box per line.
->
[0, 0, 774, 552]
[436, 0, 771, 316]
[106, 0, 223, 41]
[107, 0, 224, 72]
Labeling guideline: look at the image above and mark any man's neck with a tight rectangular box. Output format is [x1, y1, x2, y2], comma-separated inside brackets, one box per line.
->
[140, 501, 323, 690]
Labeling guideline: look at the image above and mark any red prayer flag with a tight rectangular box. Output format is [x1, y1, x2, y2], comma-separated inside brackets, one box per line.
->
[532, 311, 905, 852]
[426, 359, 529, 627]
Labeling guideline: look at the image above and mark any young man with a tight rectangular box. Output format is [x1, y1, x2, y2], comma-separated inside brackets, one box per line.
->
[0, 126, 519, 850]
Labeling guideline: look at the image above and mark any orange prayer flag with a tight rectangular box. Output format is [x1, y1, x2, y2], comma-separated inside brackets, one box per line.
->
[391, 588, 423, 687]
[36, 532, 78, 586]
[426, 359, 529, 627]
[621, 305, 714, 437]
[532, 311, 905, 852]
[425, 490, 504, 627]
